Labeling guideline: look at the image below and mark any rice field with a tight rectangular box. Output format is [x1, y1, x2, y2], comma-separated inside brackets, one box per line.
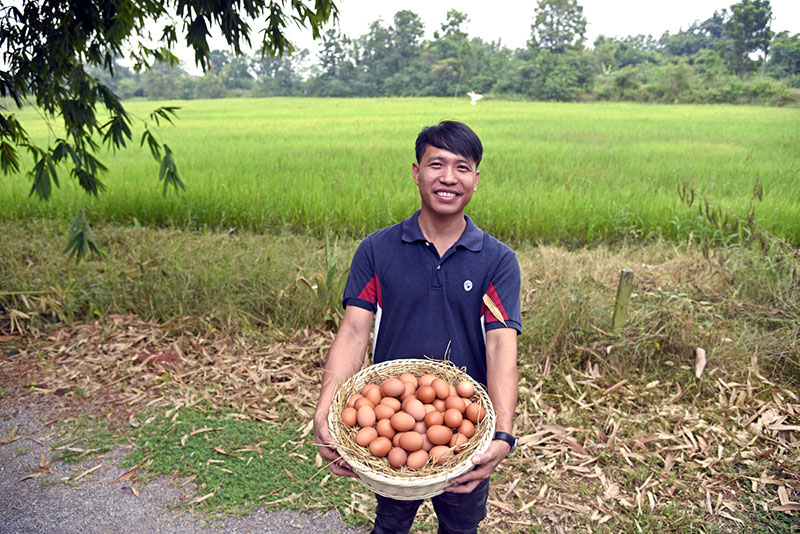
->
[1, 97, 798, 246]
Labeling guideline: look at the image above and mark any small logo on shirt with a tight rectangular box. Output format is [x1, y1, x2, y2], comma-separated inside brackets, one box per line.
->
[463, 280, 473, 292]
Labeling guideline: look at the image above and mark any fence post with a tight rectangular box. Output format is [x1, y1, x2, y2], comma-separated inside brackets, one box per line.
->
[612, 268, 634, 332]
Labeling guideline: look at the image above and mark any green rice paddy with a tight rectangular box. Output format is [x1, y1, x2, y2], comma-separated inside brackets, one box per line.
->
[2, 98, 798, 245]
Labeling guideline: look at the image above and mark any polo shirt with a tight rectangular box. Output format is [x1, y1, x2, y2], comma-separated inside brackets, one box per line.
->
[342, 210, 522, 387]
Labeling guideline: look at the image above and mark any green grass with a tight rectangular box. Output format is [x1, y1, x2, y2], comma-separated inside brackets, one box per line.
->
[123, 406, 366, 523]
[2, 98, 799, 246]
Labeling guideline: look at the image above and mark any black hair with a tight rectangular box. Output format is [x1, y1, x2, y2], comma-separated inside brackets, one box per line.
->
[415, 121, 483, 168]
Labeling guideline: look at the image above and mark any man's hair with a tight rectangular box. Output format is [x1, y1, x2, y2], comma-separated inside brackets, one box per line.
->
[415, 121, 483, 168]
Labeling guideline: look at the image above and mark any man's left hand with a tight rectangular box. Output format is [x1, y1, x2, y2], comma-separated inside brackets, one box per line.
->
[444, 440, 511, 494]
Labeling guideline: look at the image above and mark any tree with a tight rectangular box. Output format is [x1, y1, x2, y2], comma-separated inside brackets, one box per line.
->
[767, 32, 800, 87]
[0, 0, 337, 260]
[724, 0, 774, 78]
[529, 0, 587, 53]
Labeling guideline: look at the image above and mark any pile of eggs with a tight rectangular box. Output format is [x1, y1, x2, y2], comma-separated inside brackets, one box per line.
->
[340, 372, 487, 471]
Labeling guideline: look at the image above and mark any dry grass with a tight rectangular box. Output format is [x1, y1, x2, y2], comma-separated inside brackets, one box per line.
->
[1, 224, 799, 532]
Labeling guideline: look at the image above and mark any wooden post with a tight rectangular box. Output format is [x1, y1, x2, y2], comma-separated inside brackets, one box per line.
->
[611, 268, 634, 332]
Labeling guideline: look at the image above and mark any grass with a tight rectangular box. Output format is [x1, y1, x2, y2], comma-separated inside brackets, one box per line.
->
[2, 220, 798, 533]
[1, 98, 799, 246]
[122, 406, 366, 522]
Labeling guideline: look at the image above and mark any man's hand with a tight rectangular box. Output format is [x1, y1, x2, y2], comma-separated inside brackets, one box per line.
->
[314, 415, 359, 479]
[444, 440, 511, 494]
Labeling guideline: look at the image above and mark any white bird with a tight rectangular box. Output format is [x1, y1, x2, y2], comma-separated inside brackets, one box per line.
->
[467, 91, 483, 105]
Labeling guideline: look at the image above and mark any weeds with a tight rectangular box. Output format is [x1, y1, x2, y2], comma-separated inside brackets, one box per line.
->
[123, 406, 366, 523]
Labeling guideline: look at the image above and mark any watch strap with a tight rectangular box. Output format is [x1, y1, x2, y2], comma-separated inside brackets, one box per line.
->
[493, 431, 517, 454]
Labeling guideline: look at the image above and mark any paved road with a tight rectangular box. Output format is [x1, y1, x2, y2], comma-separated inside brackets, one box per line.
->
[0, 397, 368, 534]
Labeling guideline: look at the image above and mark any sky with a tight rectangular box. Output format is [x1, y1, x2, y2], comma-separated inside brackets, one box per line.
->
[178, 0, 800, 74]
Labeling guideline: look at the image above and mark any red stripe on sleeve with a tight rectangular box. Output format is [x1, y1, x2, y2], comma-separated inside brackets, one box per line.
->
[358, 274, 382, 307]
[483, 282, 509, 323]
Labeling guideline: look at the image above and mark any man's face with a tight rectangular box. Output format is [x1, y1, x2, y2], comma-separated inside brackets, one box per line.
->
[412, 145, 480, 219]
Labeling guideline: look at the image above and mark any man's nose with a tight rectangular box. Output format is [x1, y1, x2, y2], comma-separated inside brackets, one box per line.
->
[439, 166, 457, 183]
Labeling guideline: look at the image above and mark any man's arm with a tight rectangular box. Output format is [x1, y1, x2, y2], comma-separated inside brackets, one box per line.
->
[446, 327, 518, 493]
[313, 305, 374, 478]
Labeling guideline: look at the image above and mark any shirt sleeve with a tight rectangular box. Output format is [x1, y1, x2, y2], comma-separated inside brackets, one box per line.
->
[482, 248, 522, 334]
[342, 237, 380, 312]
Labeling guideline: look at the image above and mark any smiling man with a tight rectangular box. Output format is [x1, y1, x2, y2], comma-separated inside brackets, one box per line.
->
[314, 120, 521, 534]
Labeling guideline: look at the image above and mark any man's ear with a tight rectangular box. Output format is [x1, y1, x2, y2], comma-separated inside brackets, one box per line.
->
[412, 162, 420, 185]
[474, 170, 480, 191]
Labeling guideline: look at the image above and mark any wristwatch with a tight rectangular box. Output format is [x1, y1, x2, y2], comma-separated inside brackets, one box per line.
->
[493, 431, 517, 455]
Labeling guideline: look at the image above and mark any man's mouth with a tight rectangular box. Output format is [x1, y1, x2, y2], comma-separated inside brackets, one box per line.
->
[436, 191, 458, 199]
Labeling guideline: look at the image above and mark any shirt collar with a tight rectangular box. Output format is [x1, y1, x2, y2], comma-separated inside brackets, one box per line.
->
[401, 210, 484, 252]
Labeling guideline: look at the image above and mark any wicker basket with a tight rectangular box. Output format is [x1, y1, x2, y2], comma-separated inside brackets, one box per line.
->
[327, 358, 496, 500]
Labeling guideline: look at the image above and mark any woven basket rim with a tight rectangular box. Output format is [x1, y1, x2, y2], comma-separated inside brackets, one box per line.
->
[328, 358, 496, 495]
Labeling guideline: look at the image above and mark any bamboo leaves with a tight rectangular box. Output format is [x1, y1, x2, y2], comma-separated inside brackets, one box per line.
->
[64, 210, 105, 263]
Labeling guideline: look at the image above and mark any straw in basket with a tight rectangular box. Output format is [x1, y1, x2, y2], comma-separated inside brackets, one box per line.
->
[327, 358, 496, 500]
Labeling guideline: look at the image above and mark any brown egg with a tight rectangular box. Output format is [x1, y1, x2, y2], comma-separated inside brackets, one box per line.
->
[399, 373, 418, 388]
[466, 403, 486, 424]
[450, 432, 469, 451]
[445, 396, 466, 414]
[380, 378, 405, 398]
[463, 398, 472, 407]
[369, 436, 392, 457]
[392, 432, 404, 447]
[422, 432, 433, 451]
[413, 421, 427, 434]
[377, 419, 396, 439]
[390, 412, 415, 432]
[399, 431, 424, 452]
[429, 445, 452, 465]
[448, 384, 457, 397]
[357, 405, 376, 428]
[362, 384, 382, 406]
[418, 374, 437, 387]
[347, 393, 363, 408]
[433, 399, 446, 412]
[355, 426, 378, 447]
[427, 425, 453, 445]
[374, 404, 395, 420]
[404, 399, 426, 422]
[444, 408, 463, 429]
[416, 385, 436, 404]
[423, 404, 436, 414]
[406, 449, 429, 470]
[432, 378, 450, 400]
[380, 397, 402, 411]
[388, 447, 407, 468]
[457, 419, 475, 438]
[400, 381, 417, 400]
[424, 410, 444, 428]
[354, 397, 375, 410]
[456, 380, 474, 398]
[341, 407, 358, 427]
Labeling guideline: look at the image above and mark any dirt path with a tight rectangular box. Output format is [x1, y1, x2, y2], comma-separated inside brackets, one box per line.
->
[0, 395, 368, 534]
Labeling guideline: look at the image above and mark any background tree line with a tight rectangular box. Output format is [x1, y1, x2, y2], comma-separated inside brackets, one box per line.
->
[90, 0, 800, 106]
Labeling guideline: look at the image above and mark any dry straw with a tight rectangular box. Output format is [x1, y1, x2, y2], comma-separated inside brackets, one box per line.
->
[327, 358, 496, 500]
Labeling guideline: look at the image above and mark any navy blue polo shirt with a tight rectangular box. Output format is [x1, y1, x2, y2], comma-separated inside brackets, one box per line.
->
[342, 210, 521, 387]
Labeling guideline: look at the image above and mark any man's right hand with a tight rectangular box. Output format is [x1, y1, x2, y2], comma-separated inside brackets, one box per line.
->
[314, 414, 359, 478]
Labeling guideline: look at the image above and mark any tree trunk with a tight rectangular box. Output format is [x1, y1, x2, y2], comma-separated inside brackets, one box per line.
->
[761, 53, 767, 78]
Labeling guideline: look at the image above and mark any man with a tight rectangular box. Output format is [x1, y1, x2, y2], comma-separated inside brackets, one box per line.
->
[313, 120, 520, 534]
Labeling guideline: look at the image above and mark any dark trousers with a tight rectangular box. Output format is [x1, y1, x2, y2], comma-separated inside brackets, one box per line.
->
[371, 478, 490, 534]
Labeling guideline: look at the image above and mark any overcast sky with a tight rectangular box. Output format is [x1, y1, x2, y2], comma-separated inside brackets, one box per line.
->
[180, 0, 800, 73]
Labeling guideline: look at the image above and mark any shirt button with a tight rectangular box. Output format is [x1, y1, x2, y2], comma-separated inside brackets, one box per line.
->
[426, 242, 430, 246]
[436, 265, 441, 270]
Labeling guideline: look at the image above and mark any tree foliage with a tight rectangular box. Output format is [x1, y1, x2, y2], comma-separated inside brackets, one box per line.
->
[0, 0, 337, 259]
[724, 0, 774, 77]
[529, 0, 587, 53]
